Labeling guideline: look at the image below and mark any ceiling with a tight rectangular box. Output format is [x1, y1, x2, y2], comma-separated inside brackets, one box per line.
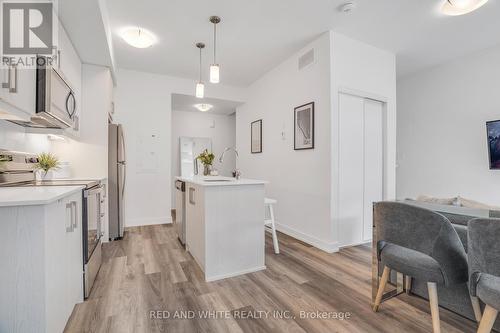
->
[172, 94, 242, 115]
[59, 0, 113, 68]
[95, 0, 500, 86]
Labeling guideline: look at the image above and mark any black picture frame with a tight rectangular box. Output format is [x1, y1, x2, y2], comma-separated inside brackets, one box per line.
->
[486, 119, 500, 170]
[251, 119, 263, 154]
[294, 102, 315, 150]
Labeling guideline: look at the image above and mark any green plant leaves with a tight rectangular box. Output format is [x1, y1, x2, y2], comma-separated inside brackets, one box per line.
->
[34, 152, 60, 173]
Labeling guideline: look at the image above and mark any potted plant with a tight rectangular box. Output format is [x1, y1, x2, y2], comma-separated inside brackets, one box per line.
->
[196, 149, 215, 176]
[34, 152, 60, 180]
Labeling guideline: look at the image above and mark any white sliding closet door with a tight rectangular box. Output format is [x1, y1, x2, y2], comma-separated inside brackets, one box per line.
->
[363, 99, 383, 242]
[338, 93, 383, 247]
[339, 93, 365, 247]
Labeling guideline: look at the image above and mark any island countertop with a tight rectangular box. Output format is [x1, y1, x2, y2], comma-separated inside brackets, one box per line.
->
[177, 176, 268, 187]
[0, 185, 85, 207]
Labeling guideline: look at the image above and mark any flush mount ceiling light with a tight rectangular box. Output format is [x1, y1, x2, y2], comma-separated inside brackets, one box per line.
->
[121, 27, 156, 48]
[194, 103, 213, 112]
[441, 0, 489, 15]
[209, 16, 221, 84]
[195, 42, 206, 99]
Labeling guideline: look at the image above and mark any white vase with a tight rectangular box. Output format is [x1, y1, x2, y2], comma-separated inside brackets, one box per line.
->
[36, 170, 54, 180]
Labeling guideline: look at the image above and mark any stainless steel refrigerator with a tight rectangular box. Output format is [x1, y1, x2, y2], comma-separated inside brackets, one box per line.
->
[108, 124, 126, 240]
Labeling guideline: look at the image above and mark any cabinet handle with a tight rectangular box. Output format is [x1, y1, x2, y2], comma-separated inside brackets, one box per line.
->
[189, 187, 196, 205]
[2, 65, 16, 93]
[1, 66, 9, 89]
[66, 202, 73, 232]
[10, 65, 17, 93]
[58, 50, 61, 69]
[71, 201, 78, 229]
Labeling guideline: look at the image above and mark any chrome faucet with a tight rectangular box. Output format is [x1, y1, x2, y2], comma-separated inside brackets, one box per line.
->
[219, 147, 241, 179]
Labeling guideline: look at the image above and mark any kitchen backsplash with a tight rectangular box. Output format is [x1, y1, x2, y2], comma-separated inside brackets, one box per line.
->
[0, 121, 51, 153]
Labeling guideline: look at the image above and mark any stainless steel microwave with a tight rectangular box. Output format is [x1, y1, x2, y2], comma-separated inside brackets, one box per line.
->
[31, 56, 76, 128]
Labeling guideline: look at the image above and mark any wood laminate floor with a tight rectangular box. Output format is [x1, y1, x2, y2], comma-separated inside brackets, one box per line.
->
[65, 225, 477, 333]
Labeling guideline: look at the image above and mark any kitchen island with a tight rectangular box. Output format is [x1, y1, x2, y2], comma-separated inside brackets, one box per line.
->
[178, 176, 267, 281]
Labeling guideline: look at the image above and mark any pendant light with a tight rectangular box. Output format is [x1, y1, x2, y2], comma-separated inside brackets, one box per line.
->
[209, 16, 221, 84]
[195, 42, 205, 98]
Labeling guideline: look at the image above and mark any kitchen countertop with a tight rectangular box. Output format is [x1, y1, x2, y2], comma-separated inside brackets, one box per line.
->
[177, 176, 268, 187]
[0, 185, 85, 207]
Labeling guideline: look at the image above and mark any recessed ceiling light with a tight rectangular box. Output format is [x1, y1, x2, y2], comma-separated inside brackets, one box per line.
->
[121, 27, 156, 48]
[441, 0, 489, 16]
[194, 104, 213, 112]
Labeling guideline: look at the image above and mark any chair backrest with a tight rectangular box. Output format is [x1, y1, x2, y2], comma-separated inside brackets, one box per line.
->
[374, 201, 468, 285]
[468, 218, 500, 294]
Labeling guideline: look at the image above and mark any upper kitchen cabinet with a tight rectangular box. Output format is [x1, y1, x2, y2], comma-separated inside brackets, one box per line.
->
[0, 60, 36, 120]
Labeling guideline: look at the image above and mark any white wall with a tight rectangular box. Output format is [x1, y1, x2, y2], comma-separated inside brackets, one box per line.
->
[236, 32, 334, 251]
[330, 32, 397, 245]
[114, 69, 245, 227]
[397, 45, 500, 206]
[235, 31, 396, 252]
[171, 110, 236, 185]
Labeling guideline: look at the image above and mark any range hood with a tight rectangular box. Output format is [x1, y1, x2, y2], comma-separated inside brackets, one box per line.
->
[8, 111, 73, 129]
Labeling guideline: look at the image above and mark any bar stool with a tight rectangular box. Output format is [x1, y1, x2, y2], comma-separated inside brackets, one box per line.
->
[265, 198, 280, 254]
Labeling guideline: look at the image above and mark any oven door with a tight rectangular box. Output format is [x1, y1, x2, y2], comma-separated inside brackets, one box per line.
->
[83, 185, 103, 298]
[83, 185, 103, 263]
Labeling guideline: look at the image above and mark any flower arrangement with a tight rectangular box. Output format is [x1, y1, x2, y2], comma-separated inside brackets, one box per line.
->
[34, 152, 60, 178]
[196, 149, 215, 176]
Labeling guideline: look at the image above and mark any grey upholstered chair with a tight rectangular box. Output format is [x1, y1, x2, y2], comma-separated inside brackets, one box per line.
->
[373, 202, 474, 333]
[468, 218, 500, 333]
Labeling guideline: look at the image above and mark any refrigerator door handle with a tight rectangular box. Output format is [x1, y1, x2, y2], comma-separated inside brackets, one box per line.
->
[121, 164, 126, 197]
[119, 125, 126, 163]
[118, 126, 126, 198]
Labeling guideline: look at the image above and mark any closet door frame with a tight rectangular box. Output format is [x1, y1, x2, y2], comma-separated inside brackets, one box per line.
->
[337, 87, 388, 248]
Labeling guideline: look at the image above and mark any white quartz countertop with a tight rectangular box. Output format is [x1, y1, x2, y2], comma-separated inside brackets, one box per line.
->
[177, 176, 268, 187]
[0, 185, 85, 207]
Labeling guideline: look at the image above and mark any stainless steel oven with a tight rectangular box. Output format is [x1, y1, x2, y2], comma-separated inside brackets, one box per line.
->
[83, 184, 104, 298]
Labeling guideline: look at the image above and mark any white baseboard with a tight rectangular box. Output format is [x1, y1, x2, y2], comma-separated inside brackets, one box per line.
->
[339, 240, 372, 249]
[126, 216, 172, 227]
[206, 266, 267, 282]
[275, 222, 339, 253]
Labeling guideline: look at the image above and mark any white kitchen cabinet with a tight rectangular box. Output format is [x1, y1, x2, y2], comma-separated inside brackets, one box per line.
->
[183, 177, 266, 282]
[0, 190, 83, 333]
[0, 63, 36, 118]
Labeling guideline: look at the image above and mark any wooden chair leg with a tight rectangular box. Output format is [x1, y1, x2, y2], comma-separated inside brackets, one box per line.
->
[477, 305, 499, 333]
[427, 282, 441, 333]
[269, 204, 279, 254]
[373, 266, 390, 312]
[470, 296, 482, 322]
[405, 275, 412, 295]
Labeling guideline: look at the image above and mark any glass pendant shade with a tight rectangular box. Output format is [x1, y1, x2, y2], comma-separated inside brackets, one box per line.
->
[196, 82, 205, 99]
[210, 64, 220, 84]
